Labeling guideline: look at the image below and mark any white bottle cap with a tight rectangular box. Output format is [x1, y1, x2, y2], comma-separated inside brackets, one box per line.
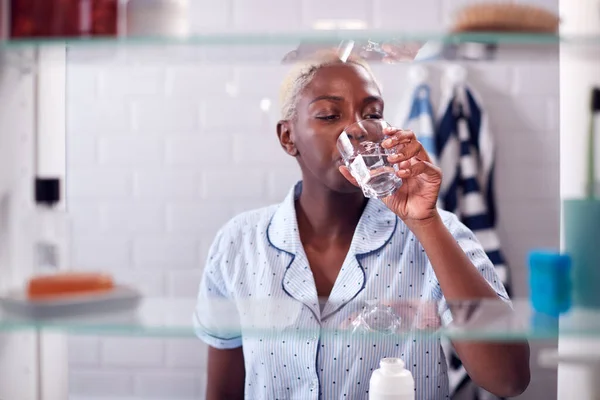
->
[369, 357, 415, 399]
[380, 357, 406, 374]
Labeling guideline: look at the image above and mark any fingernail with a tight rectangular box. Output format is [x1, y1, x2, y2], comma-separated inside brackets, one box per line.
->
[382, 139, 393, 147]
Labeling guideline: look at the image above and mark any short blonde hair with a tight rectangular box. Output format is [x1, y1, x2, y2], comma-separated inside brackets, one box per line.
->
[279, 49, 380, 120]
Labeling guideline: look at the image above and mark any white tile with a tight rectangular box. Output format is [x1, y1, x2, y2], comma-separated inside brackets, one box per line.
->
[235, 65, 288, 97]
[111, 270, 166, 296]
[202, 97, 272, 131]
[133, 236, 198, 269]
[68, 336, 100, 366]
[165, 338, 208, 368]
[101, 337, 164, 367]
[67, 203, 104, 236]
[68, 397, 139, 400]
[67, 169, 133, 199]
[267, 169, 301, 200]
[166, 270, 203, 298]
[201, 170, 266, 199]
[495, 129, 559, 168]
[69, 370, 133, 397]
[102, 203, 165, 234]
[66, 46, 129, 65]
[514, 65, 559, 96]
[199, 241, 212, 265]
[71, 236, 132, 270]
[485, 96, 550, 133]
[67, 99, 133, 135]
[166, 203, 234, 236]
[374, 0, 441, 30]
[98, 66, 166, 98]
[232, 0, 301, 31]
[134, 371, 199, 399]
[67, 132, 97, 167]
[231, 199, 274, 215]
[232, 134, 296, 166]
[66, 65, 101, 99]
[189, 0, 232, 31]
[495, 164, 559, 201]
[166, 65, 236, 97]
[98, 136, 164, 166]
[131, 100, 200, 133]
[546, 97, 559, 131]
[165, 135, 233, 166]
[496, 199, 560, 235]
[302, 0, 372, 28]
[134, 169, 199, 199]
[369, 63, 411, 97]
[466, 64, 517, 97]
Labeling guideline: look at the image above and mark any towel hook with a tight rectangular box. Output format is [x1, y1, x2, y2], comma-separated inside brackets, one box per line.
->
[445, 64, 467, 86]
[408, 64, 429, 85]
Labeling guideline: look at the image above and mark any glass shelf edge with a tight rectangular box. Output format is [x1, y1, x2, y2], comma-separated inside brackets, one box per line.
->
[0, 297, 598, 341]
[0, 32, 596, 48]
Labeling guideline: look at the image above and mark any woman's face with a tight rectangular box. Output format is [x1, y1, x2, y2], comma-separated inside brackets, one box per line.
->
[278, 63, 384, 193]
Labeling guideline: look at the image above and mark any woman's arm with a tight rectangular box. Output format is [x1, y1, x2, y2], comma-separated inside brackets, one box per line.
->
[206, 346, 245, 400]
[408, 213, 531, 398]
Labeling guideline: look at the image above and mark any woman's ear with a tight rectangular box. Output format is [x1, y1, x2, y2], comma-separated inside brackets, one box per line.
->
[276, 120, 299, 156]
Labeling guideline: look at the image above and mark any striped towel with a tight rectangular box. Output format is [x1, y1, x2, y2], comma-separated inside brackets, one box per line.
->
[404, 83, 438, 166]
[436, 70, 511, 400]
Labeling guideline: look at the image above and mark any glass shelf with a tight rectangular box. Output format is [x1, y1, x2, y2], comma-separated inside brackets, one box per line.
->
[0, 296, 599, 341]
[1, 31, 599, 64]
[2, 32, 598, 47]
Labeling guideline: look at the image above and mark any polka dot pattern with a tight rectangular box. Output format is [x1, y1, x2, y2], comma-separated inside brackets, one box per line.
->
[194, 182, 509, 400]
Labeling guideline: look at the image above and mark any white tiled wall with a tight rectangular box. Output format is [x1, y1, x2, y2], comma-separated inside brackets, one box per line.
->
[66, 0, 560, 399]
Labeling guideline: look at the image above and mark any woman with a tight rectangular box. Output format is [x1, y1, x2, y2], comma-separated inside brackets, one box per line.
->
[194, 51, 530, 399]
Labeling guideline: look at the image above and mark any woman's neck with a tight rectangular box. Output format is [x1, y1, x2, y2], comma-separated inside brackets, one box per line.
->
[295, 180, 367, 240]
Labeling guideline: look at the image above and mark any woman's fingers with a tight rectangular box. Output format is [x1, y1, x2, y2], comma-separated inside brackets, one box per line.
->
[382, 128, 433, 164]
[387, 139, 422, 163]
[395, 159, 441, 180]
[382, 128, 415, 145]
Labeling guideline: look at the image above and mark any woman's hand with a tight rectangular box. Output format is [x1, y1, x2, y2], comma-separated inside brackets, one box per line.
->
[380, 128, 442, 224]
[339, 128, 442, 225]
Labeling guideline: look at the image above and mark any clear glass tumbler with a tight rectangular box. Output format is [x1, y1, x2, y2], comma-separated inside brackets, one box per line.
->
[337, 119, 403, 199]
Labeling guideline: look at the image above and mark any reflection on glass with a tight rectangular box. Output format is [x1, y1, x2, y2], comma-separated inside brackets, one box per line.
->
[1, 296, 600, 340]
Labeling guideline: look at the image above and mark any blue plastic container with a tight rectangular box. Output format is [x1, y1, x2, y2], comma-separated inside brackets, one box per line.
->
[528, 250, 572, 317]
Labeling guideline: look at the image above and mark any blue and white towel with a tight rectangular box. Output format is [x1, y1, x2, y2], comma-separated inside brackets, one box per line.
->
[436, 69, 511, 400]
[404, 83, 438, 166]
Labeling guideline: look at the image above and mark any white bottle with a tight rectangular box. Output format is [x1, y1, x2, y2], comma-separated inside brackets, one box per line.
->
[369, 358, 415, 400]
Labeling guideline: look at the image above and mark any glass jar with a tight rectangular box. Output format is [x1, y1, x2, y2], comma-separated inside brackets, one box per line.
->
[9, 0, 119, 38]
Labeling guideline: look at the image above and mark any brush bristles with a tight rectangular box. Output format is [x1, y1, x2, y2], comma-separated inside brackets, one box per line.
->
[452, 3, 560, 33]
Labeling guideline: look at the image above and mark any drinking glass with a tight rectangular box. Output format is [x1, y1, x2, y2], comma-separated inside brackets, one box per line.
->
[337, 119, 403, 199]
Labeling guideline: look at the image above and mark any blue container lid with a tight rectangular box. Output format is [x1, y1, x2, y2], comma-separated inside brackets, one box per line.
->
[528, 250, 571, 271]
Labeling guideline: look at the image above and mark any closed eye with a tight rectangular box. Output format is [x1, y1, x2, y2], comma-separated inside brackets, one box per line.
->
[316, 115, 340, 121]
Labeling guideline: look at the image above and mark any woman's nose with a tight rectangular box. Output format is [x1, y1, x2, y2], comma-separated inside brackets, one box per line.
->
[352, 113, 363, 125]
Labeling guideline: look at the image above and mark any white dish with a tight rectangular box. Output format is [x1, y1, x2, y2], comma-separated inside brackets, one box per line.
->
[0, 285, 142, 320]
